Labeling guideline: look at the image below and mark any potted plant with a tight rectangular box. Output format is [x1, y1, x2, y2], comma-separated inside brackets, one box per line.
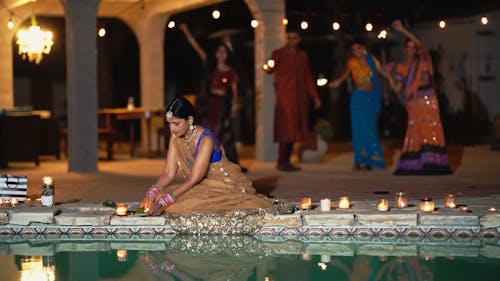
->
[302, 118, 332, 163]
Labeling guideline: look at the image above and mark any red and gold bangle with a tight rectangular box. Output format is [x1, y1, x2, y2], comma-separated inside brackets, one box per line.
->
[158, 193, 175, 206]
[145, 185, 161, 199]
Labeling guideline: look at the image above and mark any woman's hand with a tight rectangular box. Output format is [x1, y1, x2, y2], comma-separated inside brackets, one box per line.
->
[147, 193, 176, 216]
[147, 200, 167, 216]
[392, 20, 404, 32]
[328, 79, 340, 88]
[139, 196, 154, 210]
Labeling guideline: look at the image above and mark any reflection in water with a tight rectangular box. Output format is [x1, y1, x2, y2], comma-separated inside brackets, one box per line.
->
[3, 236, 499, 281]
[20, 256, 55, 281]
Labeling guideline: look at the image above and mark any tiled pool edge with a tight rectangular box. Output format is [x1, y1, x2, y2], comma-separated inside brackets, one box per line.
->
[1, 203, 499, 243]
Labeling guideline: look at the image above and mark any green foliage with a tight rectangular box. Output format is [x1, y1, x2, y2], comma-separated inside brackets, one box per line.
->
[315, 118, 333, 141]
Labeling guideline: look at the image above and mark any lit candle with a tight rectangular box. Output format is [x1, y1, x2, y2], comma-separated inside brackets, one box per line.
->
[395, 192, 408, 208]
[24, 198, 32, 206]
[10, 198, 18, 206]
[116, 203, 129, 216]
[420, 198, 435, 213]
[488, 207, 497, 212]
[320, 198, 331, 212]
[444, 194, 456, 208]
[299, 197, 312, 210]
[116, 249, 128, 262]
[41, 176, 55, 207]
[377, 199, 390, 212]
[338, 196, 350, 209]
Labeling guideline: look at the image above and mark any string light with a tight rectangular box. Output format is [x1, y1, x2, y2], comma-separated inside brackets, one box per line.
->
[7, 13, 14, 29]
[282, 18, 288, 25]
[250, 19, 259, 28]
[167, 20, 175, 29]
[480, 16, 488, 25]
[438, 20, 446, 28]
[377, 29, 387, 39]
[332, 21, 340, 31]
[300, 20, 308, 30]
[212, 9, 220, 19]
[97, 27, 106, 37]
[365, 22, 373, 32]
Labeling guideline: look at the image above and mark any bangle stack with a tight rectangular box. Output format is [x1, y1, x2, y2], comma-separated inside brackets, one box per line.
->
[158, 193, 176, 207]
[146, 185, 161, 200]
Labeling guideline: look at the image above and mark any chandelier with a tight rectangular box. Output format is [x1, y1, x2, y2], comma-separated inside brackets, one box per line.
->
[16, 15, 53, 64]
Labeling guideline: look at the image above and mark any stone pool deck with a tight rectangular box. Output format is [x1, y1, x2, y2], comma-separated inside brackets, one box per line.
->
[1, 140, 500, 258]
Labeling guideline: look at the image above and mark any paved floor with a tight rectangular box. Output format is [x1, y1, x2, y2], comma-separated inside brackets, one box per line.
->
[2, 138, 500, 208]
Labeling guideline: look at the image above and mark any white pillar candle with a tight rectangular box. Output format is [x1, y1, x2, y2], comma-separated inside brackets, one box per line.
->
[320, 198, 331, 212]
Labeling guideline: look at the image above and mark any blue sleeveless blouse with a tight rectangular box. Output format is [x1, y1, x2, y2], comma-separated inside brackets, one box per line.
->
[193, 129, 222, 163]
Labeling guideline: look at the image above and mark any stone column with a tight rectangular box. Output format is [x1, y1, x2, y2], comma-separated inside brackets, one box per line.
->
[61, 0, 100, 172]
[0, 14, 16, 109]
[246, 0, 285, 162]
[133, 13, 168, 154]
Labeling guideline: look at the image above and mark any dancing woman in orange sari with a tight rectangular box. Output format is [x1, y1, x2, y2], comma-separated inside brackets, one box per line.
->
[390, 20, 452, 175]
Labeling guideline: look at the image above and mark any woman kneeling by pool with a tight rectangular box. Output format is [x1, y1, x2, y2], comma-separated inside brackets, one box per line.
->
[140, 96, 275, 216]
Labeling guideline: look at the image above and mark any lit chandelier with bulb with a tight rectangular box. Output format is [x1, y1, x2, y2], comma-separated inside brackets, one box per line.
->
[16, 15, 53, 64]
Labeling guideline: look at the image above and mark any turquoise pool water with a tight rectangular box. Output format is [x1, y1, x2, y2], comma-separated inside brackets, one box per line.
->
[1, 236, 499, 281]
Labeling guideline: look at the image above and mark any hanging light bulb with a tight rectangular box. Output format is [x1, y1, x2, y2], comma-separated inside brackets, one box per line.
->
[167, 20, 175, 29]
[365, 22, 373, 32]
[282, 18, 288, 25]
[481, 16, 488, 25]
[16, 15, 54, 64]
[332, 21, 340, 31]
[7, 14, 14, 29]
[438, 20, 446, 29]
[300, 20, 308, 30]
[212, 9, 220, 19]
[250, 19, 259, 28]
[97, 27, 106, 37]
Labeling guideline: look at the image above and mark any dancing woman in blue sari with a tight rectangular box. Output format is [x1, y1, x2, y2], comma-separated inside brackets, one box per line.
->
[329, 38, 392, 171]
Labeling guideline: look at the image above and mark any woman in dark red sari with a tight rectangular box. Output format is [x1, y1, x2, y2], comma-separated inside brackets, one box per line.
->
[179, 24, 241, 166]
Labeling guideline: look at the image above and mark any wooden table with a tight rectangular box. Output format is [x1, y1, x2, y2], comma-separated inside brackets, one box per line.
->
[98, 107, 163, 158]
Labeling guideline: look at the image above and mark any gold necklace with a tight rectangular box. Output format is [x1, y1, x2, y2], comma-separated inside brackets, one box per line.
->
[183, 126, 197, 147]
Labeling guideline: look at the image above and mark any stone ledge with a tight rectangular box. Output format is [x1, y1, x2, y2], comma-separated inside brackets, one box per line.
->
[55, 212, 111, 226]
[110, 215, 166, 226]
[262, 214, 302, 227]
[0, 212, 7, 224]
[302, 212, 354, 226]
[480, 213, 500, 228]
[356, 213, 417, 226]
[7, 207, 55, 225]
[419, 214, 479, 226]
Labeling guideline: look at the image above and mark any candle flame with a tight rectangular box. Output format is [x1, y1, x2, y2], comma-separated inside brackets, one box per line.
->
[42, 176, 53, 185]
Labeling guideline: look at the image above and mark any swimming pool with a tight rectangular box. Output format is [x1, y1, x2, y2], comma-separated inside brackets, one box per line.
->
[1, 236, 499, 281]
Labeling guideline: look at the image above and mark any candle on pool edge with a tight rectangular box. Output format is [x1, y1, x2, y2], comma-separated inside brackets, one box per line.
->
[377, 199, 390, 211]
[299, 197, 312, 210]
[338, 196, 350, 209]
[420, 198, 435, 213]
[395, 192, 408, 208]
[116, 203, 129, 216]
[444, 194, 456, 208]
[320, 198, 331, 212]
